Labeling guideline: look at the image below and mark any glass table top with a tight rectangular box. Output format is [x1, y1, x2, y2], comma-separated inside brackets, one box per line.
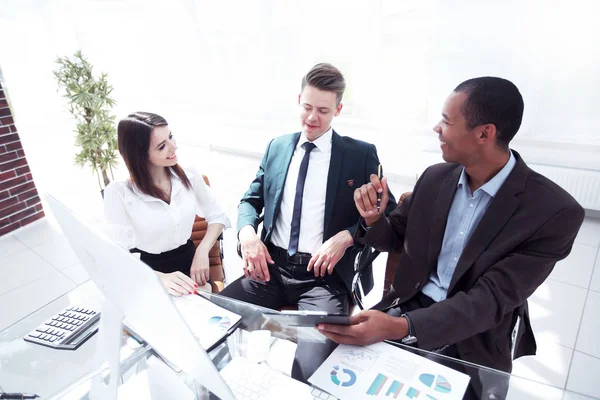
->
[0, 285, 595, 400]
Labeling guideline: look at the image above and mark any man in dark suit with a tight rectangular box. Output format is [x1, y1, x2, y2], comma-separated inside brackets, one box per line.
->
[317, 77, 585, 399]
[221, 63, 396, 381]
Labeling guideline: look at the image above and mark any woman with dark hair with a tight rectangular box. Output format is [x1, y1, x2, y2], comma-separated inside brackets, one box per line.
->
[103, 112, 230, 296]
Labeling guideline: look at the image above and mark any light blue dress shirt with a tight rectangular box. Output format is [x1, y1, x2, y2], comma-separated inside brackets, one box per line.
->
[421, 151, 517, 302]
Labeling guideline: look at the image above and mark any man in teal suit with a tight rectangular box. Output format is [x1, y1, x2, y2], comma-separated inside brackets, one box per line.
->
[221, 63, 396, 381]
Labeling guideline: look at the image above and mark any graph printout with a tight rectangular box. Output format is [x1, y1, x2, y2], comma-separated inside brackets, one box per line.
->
[171, 294, 241, 350]
[308, 342, 470, 400]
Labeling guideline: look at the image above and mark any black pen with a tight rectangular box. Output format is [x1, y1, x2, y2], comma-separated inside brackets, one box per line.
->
[0, 393, 39, 399]
[377, 164, 383, 213]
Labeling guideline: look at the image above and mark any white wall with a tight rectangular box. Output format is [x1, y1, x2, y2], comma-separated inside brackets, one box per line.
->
[1, 0, 599, 211]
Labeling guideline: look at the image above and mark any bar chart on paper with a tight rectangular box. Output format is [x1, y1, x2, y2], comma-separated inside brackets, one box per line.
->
[385, 380, 404, 398]
[367, 373, 389, 395]
[366, 375, 423, 400]
[405, 387, 420, 399]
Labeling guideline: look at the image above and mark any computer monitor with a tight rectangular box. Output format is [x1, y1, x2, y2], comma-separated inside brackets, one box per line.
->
[44, 194, 235, 400]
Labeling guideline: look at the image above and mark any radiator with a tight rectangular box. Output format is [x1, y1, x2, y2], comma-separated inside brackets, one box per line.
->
[529, 164, 600, 211]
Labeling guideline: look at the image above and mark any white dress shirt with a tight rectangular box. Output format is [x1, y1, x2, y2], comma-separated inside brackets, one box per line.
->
[103, 168, 231, 254]
[271, 128, 333, 254]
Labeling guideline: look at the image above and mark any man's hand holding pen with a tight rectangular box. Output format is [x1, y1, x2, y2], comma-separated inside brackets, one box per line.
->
[354, 167, 389, 226]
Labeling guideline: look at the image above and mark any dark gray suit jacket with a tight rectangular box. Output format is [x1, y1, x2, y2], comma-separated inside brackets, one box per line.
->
[237, 130, 396, 291]
[359, 150, 584, 372]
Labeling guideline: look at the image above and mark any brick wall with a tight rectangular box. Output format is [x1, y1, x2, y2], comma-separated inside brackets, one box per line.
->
[0, 81, 44, 237]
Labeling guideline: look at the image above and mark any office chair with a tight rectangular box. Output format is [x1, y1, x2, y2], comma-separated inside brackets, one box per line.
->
[190, 175, 226, 293]
[352, 191, 412, 310]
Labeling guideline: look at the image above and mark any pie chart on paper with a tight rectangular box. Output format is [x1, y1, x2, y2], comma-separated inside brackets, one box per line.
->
[218, 316, 231, 329]
[208, 315, 231, 329]
[418, 373, 452, 394]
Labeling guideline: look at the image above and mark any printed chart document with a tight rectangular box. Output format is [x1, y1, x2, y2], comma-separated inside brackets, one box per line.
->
[171, 294, 242, 351]
[308, 342, 470, 400]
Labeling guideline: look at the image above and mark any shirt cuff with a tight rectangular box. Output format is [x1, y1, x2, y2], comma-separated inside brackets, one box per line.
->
[206, 215, 232, 229]
[360, 219, 371, 232]
[402, 313, 415, 336]
[353, 217, 371, 242]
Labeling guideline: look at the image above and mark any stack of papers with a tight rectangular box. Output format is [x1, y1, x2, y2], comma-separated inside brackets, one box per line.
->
[309, 342, 470, 400]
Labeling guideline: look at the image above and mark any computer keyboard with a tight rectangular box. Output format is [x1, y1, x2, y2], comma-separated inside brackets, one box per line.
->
[221, 356, 337, 400]
[23, 305, 101, 350]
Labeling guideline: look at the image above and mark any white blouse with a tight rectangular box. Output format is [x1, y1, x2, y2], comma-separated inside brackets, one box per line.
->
[103, 168, 231, 254]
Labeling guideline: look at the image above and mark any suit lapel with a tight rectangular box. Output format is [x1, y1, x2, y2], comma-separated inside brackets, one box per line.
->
[427, 166, 462, 269]
[272, 133, 300, 218]
[324, 131, 345, 234]
[448, 155, 527, 292]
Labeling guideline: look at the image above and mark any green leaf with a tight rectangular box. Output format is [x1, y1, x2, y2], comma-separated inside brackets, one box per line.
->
[54, 49, 119, 190]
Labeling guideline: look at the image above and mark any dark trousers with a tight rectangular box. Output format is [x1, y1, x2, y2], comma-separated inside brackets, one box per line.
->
[385, 292, 510, 400]
[220, 244, 350, 383]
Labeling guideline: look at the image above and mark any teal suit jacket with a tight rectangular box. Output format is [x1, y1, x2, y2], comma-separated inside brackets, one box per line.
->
[238, 130, 396, 291]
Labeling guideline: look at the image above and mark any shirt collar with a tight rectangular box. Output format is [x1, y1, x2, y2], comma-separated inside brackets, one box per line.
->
[457, 150, 517, 197]
[124, 169, 189, 204]
[297, 127, 333, 153]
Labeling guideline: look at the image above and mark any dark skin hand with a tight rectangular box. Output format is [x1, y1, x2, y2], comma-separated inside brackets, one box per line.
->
[317, 310, 409, 346]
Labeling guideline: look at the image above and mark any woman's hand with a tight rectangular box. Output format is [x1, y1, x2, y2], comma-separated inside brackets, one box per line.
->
[156, 271, 198, 296]
[190, 250, 210, 286]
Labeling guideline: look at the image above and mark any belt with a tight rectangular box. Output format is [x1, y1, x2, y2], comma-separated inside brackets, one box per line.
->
[267, 244, 312, 265]
[130, 239, 194, 260]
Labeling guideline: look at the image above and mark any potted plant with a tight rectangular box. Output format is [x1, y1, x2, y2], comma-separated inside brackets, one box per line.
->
[53, 50, 118, 196]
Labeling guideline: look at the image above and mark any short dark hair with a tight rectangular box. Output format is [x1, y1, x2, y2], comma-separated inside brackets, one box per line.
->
[454, 77, 524, 149]
[117, 112, 191, 202]
[301, 63, 346, 105]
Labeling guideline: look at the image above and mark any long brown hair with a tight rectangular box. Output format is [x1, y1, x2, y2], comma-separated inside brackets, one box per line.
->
[117, 112, 191, 202]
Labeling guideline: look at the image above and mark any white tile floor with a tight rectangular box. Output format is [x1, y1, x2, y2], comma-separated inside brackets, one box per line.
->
[0, 149, 598, 398]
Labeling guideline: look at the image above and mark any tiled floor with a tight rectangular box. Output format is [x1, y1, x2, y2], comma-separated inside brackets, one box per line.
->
[509, 216, 600, 399]
[0, 149, 598, 398]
